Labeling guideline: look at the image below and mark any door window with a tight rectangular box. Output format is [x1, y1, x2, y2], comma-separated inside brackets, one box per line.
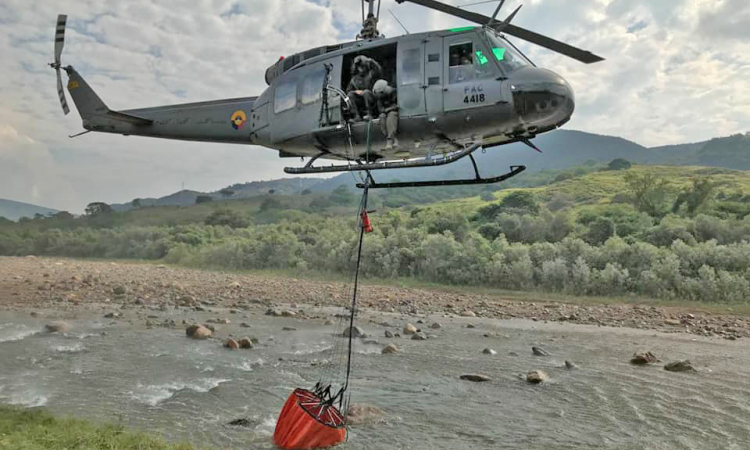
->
[300, 69, 325, 105]
[400, 47, 422, 86]
[448, 40, 494, 84]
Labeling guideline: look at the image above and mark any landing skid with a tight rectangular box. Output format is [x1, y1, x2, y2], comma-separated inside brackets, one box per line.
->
[283, 142, 526, 189]
[357, 164, 525, 189]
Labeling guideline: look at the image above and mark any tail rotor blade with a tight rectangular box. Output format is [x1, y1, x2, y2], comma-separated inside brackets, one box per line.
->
[55, 14, 67, 64]
[56, 68, 70, 115]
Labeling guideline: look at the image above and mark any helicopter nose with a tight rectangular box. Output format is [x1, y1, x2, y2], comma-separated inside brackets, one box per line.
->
[509, 68, 574, 126]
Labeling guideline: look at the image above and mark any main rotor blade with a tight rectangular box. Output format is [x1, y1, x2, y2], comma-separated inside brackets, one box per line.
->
[500, 23, 604, 64]
[395, 0, 604, 64]
[56, 69, 70, 115]
[55, 14, 67, 64]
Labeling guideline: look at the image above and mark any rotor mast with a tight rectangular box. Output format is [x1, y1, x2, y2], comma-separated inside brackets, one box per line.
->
[358, 0, 382, 40]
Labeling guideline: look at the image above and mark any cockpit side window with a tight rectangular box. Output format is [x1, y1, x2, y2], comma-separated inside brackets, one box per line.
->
[449, 40, 495, 84]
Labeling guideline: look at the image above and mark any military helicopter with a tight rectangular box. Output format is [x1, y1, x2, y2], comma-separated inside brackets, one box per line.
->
[51, 0, 603, 188]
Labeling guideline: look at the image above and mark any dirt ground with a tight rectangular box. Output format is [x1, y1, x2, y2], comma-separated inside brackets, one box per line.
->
[1, 256, 748, 340]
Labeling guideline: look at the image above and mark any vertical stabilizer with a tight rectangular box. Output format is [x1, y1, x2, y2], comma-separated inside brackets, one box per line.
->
[64, 67, 109, 120]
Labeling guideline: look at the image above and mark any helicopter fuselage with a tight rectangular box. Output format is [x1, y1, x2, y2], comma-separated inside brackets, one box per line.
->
[70, 27, 574, 162]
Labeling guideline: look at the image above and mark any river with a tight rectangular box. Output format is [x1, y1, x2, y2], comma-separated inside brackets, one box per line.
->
[1, 306, 749, 450]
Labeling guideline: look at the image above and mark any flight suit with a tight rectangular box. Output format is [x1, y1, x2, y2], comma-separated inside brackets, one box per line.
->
[375, 83, 399, 149]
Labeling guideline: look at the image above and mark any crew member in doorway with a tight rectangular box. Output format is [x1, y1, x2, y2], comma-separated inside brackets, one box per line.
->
[347, 55, 381, 121]
[373, 79, 398, 150]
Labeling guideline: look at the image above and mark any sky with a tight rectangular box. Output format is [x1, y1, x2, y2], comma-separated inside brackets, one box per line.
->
[1, 0, 749, 212]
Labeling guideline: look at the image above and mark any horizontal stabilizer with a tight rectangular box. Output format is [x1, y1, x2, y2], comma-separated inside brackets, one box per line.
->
[106, 110, 153, 125]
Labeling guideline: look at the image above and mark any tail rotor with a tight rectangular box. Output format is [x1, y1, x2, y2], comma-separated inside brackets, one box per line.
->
[50, 14, 70, 115]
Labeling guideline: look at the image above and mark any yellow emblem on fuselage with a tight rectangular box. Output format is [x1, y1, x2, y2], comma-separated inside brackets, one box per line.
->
[231, 110, 247, 130]
[68, 80, 79, 90]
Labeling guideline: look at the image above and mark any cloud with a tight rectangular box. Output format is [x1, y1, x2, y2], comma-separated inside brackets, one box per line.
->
[0, 0, 748, 212]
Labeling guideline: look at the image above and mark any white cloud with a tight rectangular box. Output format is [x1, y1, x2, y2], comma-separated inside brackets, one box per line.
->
[1, 0, 748, 212]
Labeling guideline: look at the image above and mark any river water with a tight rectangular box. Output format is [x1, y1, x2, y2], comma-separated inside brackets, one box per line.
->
[1, 306, 749, 450]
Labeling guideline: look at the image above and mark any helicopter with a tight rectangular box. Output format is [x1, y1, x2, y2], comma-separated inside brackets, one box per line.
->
[50, 0, 603, 189]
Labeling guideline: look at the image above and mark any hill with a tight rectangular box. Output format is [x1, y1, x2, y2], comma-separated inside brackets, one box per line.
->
[103, 130, 749, 212]
[0, 198, 59, 221]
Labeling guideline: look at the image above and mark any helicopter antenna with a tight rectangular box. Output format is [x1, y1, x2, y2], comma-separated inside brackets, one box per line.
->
[358, 0, 383, 40]
[389, 9, 410, 34]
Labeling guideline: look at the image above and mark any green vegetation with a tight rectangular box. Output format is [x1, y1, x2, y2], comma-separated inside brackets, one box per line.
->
[4, 165, 750, 304]
[0, 405, 208, 450]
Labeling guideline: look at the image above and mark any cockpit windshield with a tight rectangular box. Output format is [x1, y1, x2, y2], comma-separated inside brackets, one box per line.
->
[486, 31, 531, 73]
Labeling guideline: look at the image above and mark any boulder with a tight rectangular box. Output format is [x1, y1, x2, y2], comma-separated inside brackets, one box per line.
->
[460, 374, 491, 382]
[280, 310, 296, 317]
[227, 418, 252, 427]
[382, 344, 400, 354]
[403, 323, 417, 335]
[346, 404, 386, 425]
[238, 338, 255, 349]
[664, 360, 696, 372]
[186, 324, 212, 340]
[461, 310, 476, 317]
[527, 370, 550, 384]
[430, 322, 442, 329]
[384, 330, 394, 338]
[112, 286, 127, 295]
[411, 332, 427, 341]
[343, 326, 365, 338]
[532, 346, 550, 356]
[482, 348, 497, 355]
[630, 351, 657, 365]
[45, 321, 70, 333]
[224, 338, 239, 350]
[265, 309, 281, 317]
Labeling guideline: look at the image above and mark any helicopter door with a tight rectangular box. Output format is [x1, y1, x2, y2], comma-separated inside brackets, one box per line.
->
[443, 34, 496, 113]
[396, 40, 426, 117]
[423, 37, 443, 116]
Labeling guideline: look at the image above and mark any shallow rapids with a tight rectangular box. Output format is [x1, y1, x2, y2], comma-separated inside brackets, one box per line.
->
[1, 307, 749, 450]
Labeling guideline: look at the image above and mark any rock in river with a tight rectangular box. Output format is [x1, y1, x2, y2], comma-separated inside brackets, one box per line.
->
[343, 326, 365, 338]
[664, 360, 696, 372]
[565, 360, 577, 370]
[411, 332, 427, 341]
[482, 348, 497, 355]
[631, 351, 657, 365]
[403, 323, 418, 335]
[460, 374, 492, 382]
[186, 324, 212, 340]
[224, 338, 239, 350]
[238, 337, 255, 349]
[532, 346, 550, 356]
[527, 370, 550, 384]
[347, 404, 386, 425]
[384, 330, 394, 338]
[382, 344, 400, 354]
[45, 321, 70, 333]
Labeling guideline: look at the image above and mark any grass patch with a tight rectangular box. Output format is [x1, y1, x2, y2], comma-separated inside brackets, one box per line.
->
[0, 405, 214, 450]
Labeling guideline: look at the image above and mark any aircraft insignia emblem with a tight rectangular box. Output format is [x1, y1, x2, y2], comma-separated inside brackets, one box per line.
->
[231, 110, 247, 130]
